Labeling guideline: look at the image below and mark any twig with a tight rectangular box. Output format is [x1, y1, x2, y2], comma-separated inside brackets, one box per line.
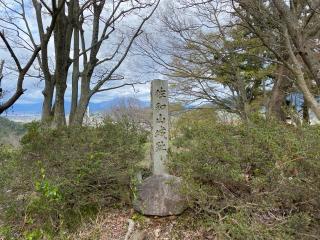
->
[124, 219, 135, 240]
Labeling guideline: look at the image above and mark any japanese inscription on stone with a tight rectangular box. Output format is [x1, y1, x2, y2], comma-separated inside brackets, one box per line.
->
[151, 80, 169, 175]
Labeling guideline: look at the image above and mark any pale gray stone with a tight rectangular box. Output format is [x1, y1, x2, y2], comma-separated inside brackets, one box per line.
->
[129, 230, 148, 240]
[151, 80, 169, 175]
[133, 174, 187, 216]
[133, 80, 187, 216]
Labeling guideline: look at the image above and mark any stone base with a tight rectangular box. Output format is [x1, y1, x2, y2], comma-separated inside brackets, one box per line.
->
[133, 174, 187, 216]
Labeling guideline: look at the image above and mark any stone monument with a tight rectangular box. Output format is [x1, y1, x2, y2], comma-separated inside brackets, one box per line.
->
[133, 80, 187, 216]
[151, 79, 169, 175]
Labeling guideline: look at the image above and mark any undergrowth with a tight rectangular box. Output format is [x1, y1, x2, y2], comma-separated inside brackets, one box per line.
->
[170, 111, 320, 239]
[0, 118, 147, 239]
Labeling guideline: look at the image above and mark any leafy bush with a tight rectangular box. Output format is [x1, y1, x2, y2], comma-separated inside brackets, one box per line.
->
[170, 111, 320, 239]
[0, 119, 147, 239]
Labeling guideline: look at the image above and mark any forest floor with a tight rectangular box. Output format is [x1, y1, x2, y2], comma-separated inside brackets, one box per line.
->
[71, 208, 212, 240]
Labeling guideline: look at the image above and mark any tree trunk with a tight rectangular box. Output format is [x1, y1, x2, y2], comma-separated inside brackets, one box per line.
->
[41, 82, 54, 122]
[286, 36, 320, 121]
[70, 1, 104, 126]
[52, 0, 74, 127]
[295, 68, 320, 120]
[53, 77, 67, 126]
[69, 4, 80, 125]
[53, 50, 68, 127]
[70, 67, 92, 126]
[302, 96, 310, 124]
[72, 95, 89, 126]
[268, 65, 292, 121]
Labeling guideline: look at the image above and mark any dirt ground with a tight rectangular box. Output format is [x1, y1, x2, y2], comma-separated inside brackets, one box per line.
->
[71, 208, 214, 240]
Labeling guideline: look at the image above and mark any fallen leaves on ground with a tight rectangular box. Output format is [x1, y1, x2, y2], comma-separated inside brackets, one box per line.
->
[71, 208, 215, 240]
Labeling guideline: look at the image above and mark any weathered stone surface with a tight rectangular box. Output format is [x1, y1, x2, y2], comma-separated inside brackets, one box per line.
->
[129, 230, 147, 240]
[151, 80, 169, 175]
[133, 80, 187, 217]
[133, 174, 187, 216]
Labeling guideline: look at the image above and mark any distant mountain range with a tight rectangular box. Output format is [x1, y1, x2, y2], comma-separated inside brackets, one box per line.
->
[4, 97, 149, 115]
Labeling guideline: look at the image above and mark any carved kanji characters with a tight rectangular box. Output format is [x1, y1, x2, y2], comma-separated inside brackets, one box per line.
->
[155, 102, 167, 110]
[155, 141, 167, 151]
[155, 86, 166, 98]
[156, 113, 166, 124]
[155, 126, 167, 138]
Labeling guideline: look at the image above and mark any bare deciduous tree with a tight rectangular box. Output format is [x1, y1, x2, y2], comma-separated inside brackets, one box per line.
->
[106, 97, 151, 130]
[68, 0, 160, 126]
[137, 0, 273, 120]
[0, 0, 65, 115]
[0, 0, 159, 126]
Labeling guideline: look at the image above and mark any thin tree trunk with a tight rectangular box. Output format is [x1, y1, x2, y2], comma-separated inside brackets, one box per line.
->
[268, 65, 292, 121]
[69, 1, 80, 125]
[302, 95, 310, 124]
[70, 1, 104, 126]
[295, 69, 320, 120]
[283, 28, 320, 120]
[72, 95, 89, 126]
[33, 0, 55, 123]
[70, 69, 91, 126]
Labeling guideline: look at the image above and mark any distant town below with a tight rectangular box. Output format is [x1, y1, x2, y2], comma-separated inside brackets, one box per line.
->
[2, 97, 149, 123]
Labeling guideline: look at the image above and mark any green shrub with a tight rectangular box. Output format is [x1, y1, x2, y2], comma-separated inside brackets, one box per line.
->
[170, 111, 320, 239]
[0, 118, 147, 239]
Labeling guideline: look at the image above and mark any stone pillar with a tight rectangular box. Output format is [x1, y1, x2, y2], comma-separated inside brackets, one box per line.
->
[151, 80, 169, 175]
[133, 79, 187, 216]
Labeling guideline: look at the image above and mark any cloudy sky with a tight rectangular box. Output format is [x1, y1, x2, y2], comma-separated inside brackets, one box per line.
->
[0, 0, 167, 114]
